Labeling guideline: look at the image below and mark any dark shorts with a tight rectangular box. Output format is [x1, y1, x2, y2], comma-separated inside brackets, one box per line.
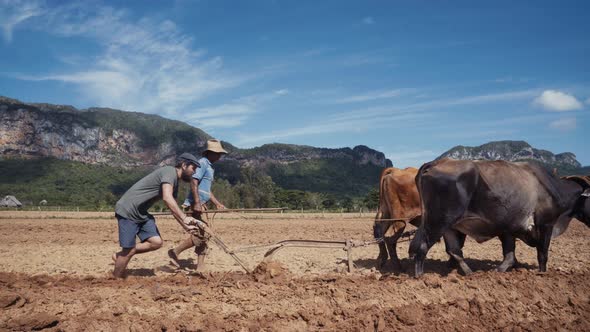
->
[116, 214, 161, 248]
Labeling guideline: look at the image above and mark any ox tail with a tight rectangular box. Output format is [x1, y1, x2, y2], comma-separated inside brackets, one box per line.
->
[374, 168, 395, 239]
[375, 168, 394, 221]
[415, 160, 437, 220]
[415, 160, 437, 190]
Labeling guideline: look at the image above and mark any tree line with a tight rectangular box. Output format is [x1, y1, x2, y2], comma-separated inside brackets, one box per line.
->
[1, 158, 380, 211]
[154, 166, 380, 212]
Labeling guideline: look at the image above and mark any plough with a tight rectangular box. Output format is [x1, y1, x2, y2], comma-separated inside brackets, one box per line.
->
[191, 215, 417, 273]
[150, 207, 289, 217]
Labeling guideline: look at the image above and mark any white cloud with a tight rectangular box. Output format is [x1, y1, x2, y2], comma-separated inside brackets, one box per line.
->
[185, 91, 286, 129]
[186, 103, 254, 129]
[0, 0, 45, 42]
[11, 2, 243, 115]
[362, 16, 375, 25]
[493, 76, 531, 84]
[534, 90, 583, 111]
[235, 107, 432, 147]
[249, 88, 541, 150]
[332, 89, 409, 104]
[586, 97, 590, 105]
[549, 117, 576, 131]
[274, 89, 289, 95]
[235, 88, 547, 148]
[442, 90, 538, 106]
[326, 89, 537, 118]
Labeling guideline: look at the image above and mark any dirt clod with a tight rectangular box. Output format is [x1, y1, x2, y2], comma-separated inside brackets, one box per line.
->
[7, 312, 59, 331]
[0, 293, 21, 309]
[252, 261, 290, 282]
[395, 304, 424, 326]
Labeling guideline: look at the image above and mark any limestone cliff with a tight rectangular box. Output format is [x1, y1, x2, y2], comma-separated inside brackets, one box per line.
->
[438, 140, 583, 173]
[0, 96, 391, 169]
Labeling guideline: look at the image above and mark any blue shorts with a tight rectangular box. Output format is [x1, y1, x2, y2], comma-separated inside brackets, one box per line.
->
[116, 215, 161, 248]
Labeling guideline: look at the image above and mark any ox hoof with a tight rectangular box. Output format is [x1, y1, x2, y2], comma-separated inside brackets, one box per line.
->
[496, 262, 516, 272]
[376, 257, 387, 269]
[414, 265, 424, 278]
[459, 266, 473, 276]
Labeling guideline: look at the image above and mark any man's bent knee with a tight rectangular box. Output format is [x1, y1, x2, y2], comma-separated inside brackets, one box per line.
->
[147, 236, 164, 249]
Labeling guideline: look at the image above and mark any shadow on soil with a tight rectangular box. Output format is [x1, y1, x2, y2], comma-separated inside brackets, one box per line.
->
[174, 258, 198, 270]
[352, 257, 537, 277]
[126, 268, 156, 277]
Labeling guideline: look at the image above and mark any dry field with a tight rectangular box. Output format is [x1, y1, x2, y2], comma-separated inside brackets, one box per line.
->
[0, 210, 589, 331]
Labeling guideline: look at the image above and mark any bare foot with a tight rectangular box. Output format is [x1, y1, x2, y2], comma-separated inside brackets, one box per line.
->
[168, 249, 180, 268]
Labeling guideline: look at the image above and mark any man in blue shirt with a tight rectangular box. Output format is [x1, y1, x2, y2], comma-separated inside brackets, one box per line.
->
[168, 139, 227, 270]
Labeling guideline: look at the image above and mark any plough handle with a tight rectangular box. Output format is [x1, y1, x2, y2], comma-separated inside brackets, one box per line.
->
[190, 222, 252, 274]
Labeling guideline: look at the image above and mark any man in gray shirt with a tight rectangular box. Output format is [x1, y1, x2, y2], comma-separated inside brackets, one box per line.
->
[112, 153, 205, 278]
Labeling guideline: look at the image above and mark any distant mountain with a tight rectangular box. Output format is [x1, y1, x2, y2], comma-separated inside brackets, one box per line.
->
[438, 140, 588, 176]
[0, 96, 212, 167]
[0, 96, 392, 201]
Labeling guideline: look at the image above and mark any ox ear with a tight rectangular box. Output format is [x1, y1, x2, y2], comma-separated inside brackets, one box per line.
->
[583, 188, 590, 197]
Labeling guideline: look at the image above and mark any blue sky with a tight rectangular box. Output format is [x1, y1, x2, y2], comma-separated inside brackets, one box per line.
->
[1, 0, 589, 167]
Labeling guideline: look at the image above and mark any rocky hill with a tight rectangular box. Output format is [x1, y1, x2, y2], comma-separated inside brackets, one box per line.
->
[0, 96, 391, 200]
[0, 96, 212, 167]
[438, 140, 587, 175]
[0, 96, 390, 169]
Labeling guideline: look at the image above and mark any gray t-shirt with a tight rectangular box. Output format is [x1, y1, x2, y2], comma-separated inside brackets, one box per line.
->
[115, 166, 178, 222]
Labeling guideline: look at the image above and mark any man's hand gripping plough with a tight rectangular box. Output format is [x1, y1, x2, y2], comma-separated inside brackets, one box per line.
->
[183, 217, 252, 273]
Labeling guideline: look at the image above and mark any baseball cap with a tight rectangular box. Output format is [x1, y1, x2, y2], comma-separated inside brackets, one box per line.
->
[177, 153, 200, 167]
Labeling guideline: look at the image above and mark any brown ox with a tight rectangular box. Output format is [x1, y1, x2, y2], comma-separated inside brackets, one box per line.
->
[374, 167, 422, 270]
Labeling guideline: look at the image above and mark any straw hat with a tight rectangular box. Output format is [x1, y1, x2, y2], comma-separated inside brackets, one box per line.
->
[202, 139, 228, 156]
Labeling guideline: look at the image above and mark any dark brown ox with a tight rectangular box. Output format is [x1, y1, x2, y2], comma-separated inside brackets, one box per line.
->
[409, 158, 590, 277]
[373, 167, 422, 270]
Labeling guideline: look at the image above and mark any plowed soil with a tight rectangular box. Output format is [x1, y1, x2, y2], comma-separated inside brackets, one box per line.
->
[1, 211, 589, 331]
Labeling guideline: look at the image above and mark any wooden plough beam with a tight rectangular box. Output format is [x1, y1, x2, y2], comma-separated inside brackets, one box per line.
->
[168, 212, 417, 274]
[150, 207, 288, 216]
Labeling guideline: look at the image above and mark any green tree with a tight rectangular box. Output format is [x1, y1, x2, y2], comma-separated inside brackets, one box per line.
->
[305, 192, 327, 210]
[275, 189, 307, 209]
[211, 179, 240, 208]
[236, 166, 278, 208]
[341, 197, 354, 212]
[363, 187, 379, 210]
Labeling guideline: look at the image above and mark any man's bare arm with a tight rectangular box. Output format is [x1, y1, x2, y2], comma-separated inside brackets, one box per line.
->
[162, 183, 197, 232]
[209, 192, 225, 209]
[190, 177, 203, 213]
